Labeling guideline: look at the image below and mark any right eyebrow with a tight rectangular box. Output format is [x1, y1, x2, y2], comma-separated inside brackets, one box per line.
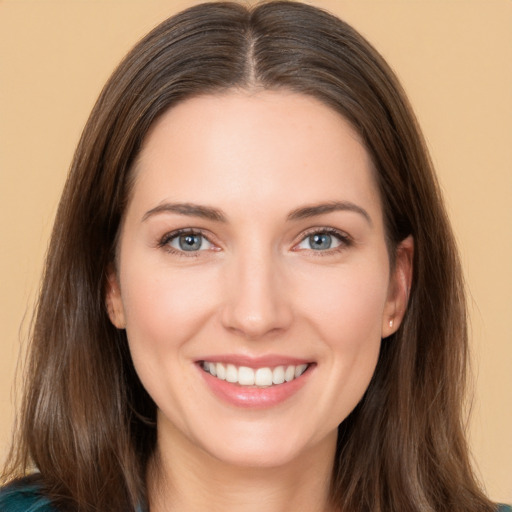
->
[287, 200, 372, 226]
[142, 202, 227, 223]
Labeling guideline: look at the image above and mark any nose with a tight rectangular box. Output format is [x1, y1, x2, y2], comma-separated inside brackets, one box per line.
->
[220, 249, 293, 340]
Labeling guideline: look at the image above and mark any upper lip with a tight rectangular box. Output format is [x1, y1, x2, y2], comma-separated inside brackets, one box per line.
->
[196, 354, 313, 368]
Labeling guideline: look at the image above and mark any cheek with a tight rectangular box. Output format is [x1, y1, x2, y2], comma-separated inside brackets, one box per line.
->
[297, 258, 388, 397]
[120, 262, 220, 360]
[295, 260, 389, 343]
[119, 262, 223, 426]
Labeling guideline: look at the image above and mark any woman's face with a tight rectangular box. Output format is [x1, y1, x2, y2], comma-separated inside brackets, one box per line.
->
[107, 90, 412, 469]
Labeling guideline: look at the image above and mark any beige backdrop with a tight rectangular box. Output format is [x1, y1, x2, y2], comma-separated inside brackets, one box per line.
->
[1, 0, 511, 503]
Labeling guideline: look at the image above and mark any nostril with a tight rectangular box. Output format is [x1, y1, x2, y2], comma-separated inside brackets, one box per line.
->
[219, 260, 294, 338]
[220, 301, 292, 340]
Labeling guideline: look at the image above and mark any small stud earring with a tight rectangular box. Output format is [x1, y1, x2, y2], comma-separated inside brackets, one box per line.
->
[389, 319, 394, 328]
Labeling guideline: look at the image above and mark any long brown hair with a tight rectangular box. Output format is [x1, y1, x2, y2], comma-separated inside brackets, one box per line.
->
[2, 2, 496, 511]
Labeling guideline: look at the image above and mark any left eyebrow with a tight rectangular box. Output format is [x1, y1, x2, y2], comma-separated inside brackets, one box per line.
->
[142, 202, 227, 223]
[287, 201, 372, 226]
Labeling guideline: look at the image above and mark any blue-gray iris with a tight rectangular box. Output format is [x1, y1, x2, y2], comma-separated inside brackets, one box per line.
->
[179, 234, 202, 251]
[310, 233, 332, 250]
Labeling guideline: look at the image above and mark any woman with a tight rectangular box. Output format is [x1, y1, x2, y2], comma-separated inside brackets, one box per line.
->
[0, 1, 508, 511]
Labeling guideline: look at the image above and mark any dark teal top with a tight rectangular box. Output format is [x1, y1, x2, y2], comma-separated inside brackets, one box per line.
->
[0, 482, 510, 511]
[0, 484, 54, 512]
[0, 480, 144, 511]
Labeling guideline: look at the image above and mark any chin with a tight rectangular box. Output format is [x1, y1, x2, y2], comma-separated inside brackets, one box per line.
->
[207, 441, 305, 469]
[193, 422, 337, 471]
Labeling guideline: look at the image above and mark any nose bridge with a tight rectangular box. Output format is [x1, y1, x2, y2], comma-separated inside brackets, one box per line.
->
[221, 242, 292, 339]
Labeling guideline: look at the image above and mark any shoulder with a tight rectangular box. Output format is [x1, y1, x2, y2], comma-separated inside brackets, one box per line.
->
[0, 479, 56, 512]
[497, 506, 512, 512]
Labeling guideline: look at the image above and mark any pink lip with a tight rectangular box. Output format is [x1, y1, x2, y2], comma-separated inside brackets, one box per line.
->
[197, 359, 314, 409]
[196, 354, 311, 369]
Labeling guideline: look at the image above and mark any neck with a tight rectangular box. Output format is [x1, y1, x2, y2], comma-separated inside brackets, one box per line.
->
[147, 421, 337, 512]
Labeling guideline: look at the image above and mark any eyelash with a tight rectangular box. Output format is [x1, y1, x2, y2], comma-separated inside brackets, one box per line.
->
[157, 229, 214, 257]
[157, 227, 353, 257]
[295, 227, 353, 256]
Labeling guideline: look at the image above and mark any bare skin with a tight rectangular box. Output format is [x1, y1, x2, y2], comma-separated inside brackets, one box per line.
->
[148, 416, 337, 512]
[107, 90, 413, 512]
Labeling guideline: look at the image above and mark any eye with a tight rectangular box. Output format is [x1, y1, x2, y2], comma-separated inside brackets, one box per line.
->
[294, 229, 350, 252]
[160, 230, 215, 253]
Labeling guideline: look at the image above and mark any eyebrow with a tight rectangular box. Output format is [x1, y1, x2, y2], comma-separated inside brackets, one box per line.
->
[287, 201, 372, 226]
[142, 200, 372, 226]
[142, 202, 227, 222]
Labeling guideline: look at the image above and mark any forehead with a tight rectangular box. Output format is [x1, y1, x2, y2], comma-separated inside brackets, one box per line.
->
[130, 90, 382, 225]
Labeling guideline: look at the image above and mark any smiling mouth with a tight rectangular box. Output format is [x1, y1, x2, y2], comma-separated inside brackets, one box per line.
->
[200, 361, 310, 388]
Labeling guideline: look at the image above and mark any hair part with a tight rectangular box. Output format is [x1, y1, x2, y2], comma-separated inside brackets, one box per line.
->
[2, 2, 494, 511]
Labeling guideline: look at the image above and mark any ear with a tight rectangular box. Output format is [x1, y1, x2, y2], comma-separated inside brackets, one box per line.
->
[381, 235, 414, 338]
[105, 266, 126, 329]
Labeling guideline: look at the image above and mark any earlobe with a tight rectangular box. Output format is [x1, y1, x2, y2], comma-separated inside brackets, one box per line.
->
[105, 267, 126, 329]
[382, 235, 414, 338]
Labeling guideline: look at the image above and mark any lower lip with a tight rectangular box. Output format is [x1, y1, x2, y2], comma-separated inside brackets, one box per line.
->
[198, 365, 313, 409]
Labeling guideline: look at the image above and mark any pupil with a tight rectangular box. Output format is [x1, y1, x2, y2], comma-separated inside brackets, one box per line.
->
[310, 233, 331, 250]
[179, 234, 201, 251]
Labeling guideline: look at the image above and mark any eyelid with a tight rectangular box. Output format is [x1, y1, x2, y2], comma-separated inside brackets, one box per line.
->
[292, 227, 353, 253]
[157, 226, 353, 256]
[158, 228, 220, 255]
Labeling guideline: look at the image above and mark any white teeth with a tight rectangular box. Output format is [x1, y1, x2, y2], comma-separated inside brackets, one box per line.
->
[295, 364, 308, 378]
[226, 364, 238, 383]
[272, 366, 285, 385]
[202, 361, 309, 387]
[255, 367, 273, 387]
[238, 366, 255, 386]
[216, 362, 226, 380]
[284, 365, 295, 382]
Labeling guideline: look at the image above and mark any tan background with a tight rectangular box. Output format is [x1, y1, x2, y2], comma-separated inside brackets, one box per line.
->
[1, 0, 510, 502]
